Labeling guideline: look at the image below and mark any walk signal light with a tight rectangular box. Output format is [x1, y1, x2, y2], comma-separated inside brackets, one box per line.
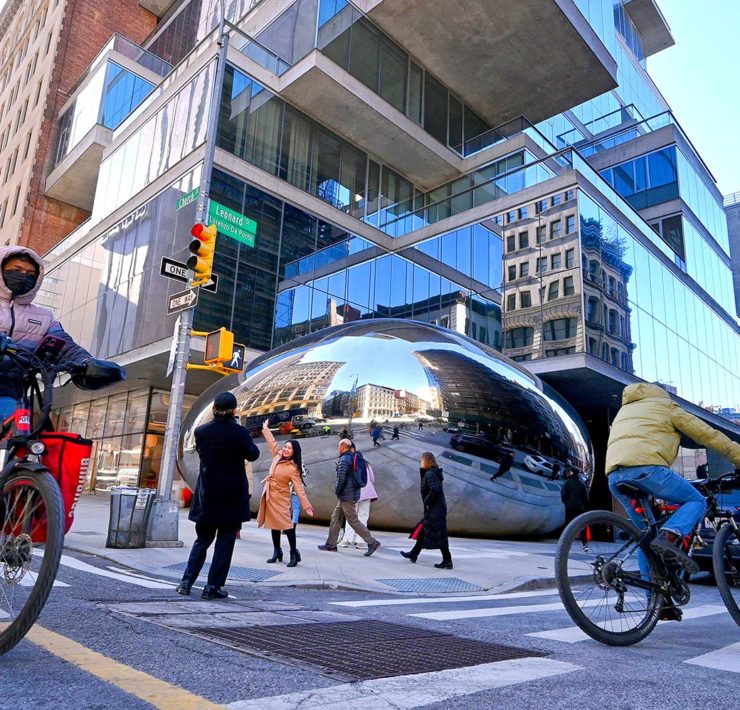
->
[204, 327, 234, 365]
[188, 223, 217, 286]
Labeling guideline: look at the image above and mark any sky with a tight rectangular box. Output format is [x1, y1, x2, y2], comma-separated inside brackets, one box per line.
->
[643, 1, 740, 198]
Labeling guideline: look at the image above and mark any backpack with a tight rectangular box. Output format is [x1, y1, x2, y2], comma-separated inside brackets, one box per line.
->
[352, 453, 368, 488]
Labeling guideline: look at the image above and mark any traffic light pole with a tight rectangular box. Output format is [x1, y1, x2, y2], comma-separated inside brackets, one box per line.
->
[147, 10, 230, 547]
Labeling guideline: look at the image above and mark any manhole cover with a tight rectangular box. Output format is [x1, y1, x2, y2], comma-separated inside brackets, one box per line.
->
[163, 563, 281, 582]
[378, 577, 483, 593]
[191, 620, 546, 680]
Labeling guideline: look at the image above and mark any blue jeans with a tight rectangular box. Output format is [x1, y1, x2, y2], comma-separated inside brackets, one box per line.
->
[609, 466, 706, 537]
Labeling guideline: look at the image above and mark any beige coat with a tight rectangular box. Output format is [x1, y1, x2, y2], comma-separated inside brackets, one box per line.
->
[606, 383, 740, 473]
[257, 429, 311, 530]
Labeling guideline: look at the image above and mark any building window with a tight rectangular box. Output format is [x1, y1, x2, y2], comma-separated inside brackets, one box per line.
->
[506, 327, 534, 348]
[551, 193, 562, 206]
[566, 214, 575, 233]
[506, 294, 516, 310]
[536, 224, 546, 244]
[610, 348, 619, 366]
[565, 248, 575, 268]
[518, 206, 529, 219]
[608, 309, 618, 334]
[550, 220, 561, 239]
[548, 281, 559, 301]
[546, 347, 575, 357]
[34, 79, 43, 107]
[563, 275, 575, 295]
[507, 264, 516, 281]
[601, 342, 609, 360]
[536, 257, 547, 273]
[22, 131, 32, 160]
[588, 337, 597, 354]
[11, 185, 21, 216]
[608, 275, 616, 296]
[45, 31, 52, 56]
[512, 354, 532, 362]
[506, 210, 516, 224]
[543, 317, 577, 341]
[506, 234, 516, 252]
[519, 231, 529, 249]
[551, 253, 561, 270]
[520, 291, 532, 308]
[586, 296, 599, 323]
[519, 262, 529, 277]
[0, 199, 6, 228]
[565, 189, 575, 201]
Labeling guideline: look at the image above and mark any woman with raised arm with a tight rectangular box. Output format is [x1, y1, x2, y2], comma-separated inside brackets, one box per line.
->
[257, 420, 314, 567]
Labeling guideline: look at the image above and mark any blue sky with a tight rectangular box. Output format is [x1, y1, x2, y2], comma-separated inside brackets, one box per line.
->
[648, 0, 740, 197]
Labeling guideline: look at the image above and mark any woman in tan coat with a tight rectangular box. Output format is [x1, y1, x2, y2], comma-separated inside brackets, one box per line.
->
[257, 420, 314, 567]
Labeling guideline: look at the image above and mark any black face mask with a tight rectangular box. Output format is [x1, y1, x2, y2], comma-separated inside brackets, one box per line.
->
[3, 270, 38, 296]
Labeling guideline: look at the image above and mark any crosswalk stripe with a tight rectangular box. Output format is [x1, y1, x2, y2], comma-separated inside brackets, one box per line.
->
[227, 658, 580, 709]
[19, 569, 70, 588]
[527, 604, 729, 644]
[57, 554, 173, 589]
[331, 589, 557, 608]
[684, 641, 740, 673]
[410, 599, 602, 621]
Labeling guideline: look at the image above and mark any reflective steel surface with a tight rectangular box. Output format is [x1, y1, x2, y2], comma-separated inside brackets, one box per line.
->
[179, 319, 593, 536]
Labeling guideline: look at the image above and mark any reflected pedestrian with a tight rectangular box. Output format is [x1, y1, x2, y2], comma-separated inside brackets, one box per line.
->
[176, 392, 260, 599]
[401, 452, 452, 569]
[490, 451, 514, 481]
[561, 468, 589, 551]
[258, 421, 314, 567]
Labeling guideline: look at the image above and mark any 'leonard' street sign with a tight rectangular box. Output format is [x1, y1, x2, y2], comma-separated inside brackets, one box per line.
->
[160, 257, 219, 293]
[167, 287, 199, 315]
[208, 200, 257, 247]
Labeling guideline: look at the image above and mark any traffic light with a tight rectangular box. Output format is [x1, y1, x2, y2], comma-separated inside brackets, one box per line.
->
[187, 223, 217, 286]
[204, 327, 234, 365]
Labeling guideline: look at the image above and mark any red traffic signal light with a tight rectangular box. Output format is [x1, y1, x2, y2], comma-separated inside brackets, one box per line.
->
[187, 223, 217, 286]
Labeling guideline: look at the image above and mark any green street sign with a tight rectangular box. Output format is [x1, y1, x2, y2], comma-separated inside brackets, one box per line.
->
[176, 187, 200, 210]
[208, 200, 257, 247]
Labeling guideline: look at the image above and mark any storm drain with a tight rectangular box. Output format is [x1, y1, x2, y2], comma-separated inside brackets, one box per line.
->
[378, 577, 483, 593]
[191, 619, 546, 681]
[164, 562, 282, 582]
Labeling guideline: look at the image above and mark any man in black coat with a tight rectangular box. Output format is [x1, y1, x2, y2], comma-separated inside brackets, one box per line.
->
[560, 468, 589, 551]
[176, 392, 260, 599]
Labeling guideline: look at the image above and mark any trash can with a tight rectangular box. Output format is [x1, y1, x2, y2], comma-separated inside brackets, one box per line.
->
[106, 487, 156, 548]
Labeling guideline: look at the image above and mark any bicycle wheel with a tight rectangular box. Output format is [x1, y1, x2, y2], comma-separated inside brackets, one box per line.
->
[555, 510, 663, 646]
[0, 469, 64, 655]
[712, 523, 740, 626]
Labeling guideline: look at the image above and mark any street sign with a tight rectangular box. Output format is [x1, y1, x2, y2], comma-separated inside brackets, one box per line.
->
[209, 199, 257, 247]
[221, 342, 246, 373]
[160, 256, 218, 293]
[167, 287, 199, 315]
[176, 187, 200, 210]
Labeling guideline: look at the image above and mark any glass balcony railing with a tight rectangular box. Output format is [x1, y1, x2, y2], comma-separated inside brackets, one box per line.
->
[226, 22, 292, 76]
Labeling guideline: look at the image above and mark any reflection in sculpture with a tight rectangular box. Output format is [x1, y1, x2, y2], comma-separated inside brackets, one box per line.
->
[179, 319, 593, 537]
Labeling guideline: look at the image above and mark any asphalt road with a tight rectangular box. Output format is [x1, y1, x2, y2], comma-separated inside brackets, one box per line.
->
[3, 551, 738, 709]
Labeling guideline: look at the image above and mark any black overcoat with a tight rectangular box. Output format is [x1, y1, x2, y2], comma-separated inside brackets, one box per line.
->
[419, 467, 448, 549]
[560, 477, 588, 517]
[189, 415, 260, 527]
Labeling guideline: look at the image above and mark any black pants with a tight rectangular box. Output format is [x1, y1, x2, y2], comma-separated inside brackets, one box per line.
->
[564, 508, 587, 543]
[409, 529, 451, 563]
[181, 523, 239, 589]
[272, 527, 297, 553]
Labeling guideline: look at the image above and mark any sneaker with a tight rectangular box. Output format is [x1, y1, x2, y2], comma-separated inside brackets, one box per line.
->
[201, 586, 228, 600]
[582, 543, 590, 553]
[318, 543, 338, 552]
[658, 605, 683, 622]
[338, 540, 351, 548]
[355, 542, 368, 550]
[364, 540, 381, 557]
[434, 561, 454, 570]
[175, 582, 191, 596]
[650, 530, 699, 574]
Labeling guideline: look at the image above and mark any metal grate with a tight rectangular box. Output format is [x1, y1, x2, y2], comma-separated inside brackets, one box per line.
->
[377, 577, 483, 593]
[191, 620, 546, 681]
[164, 562, 282, 582]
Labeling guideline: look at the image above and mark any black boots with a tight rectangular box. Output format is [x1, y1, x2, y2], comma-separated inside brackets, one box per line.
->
[201, 586, 228, 600]
[400, 550, 417, 563]
[434, 560, 454, 570]
[267, 547, 283, 563]
[175, 581, 191, 595]
[287, 550, 301, 568]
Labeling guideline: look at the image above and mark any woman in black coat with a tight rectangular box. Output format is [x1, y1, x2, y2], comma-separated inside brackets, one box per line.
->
[400, 451, 453, 569]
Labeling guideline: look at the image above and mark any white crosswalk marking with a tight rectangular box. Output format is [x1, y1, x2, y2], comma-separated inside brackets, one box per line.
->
[227, 658, 580, 709]
[411, 598, 602, 621]
[19, 569, 70, 588]
[527, 604, 728, 644]
[56, 554, 173, 589]
[331, 589, 557, 608]
[684, 641, 740, 673]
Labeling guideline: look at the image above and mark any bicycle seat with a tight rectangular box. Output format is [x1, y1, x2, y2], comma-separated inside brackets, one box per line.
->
[614, 481, 647, 496]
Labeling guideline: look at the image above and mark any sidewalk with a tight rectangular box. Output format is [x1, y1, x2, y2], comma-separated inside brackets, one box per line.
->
[65, 495, 561, 595]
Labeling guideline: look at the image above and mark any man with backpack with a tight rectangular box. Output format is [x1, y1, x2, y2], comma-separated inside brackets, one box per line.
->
[318, 438, 381, 556]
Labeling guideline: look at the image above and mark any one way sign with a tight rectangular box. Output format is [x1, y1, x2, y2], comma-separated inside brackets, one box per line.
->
[160, 256, 219, 293]
[167, 287, 198, 315]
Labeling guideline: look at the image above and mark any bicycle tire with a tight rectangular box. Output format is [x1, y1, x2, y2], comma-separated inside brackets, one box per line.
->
[712, 522, 740, 627]
[555, 510, 663, 646]
[0, 469, 65, 655]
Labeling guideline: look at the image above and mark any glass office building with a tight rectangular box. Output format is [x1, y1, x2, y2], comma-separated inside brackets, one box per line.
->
[40, 0, 739, 493]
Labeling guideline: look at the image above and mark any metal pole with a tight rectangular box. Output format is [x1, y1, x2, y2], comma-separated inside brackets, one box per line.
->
[147, 5, 231, 546]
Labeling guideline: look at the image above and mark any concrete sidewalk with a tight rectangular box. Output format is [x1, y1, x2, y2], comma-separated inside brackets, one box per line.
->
[65, 494, 561, 595]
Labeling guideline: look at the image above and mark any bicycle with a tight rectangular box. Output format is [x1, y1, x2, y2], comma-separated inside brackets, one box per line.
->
[555, 471, 740, 646]
[0, 336, 124, 655]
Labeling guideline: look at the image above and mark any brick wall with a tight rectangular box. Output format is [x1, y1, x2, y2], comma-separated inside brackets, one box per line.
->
[19, 0, 157, 255]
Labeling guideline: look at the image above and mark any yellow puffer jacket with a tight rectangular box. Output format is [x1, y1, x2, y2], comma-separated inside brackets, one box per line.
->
[606, 383, 740, 474]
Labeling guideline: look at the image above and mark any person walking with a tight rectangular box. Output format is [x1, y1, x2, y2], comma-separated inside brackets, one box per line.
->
[339, 460, 377, 549]
[401, 452, 453, 569]
[560, 468, 589, 551]
[490, 450, 514, 481]
[372, 425, 383, 447]
[391, 426, 400, 440]
[176, 392, 260, 599]
[258, 421, 314, 567]
[318, 439, 381, 555]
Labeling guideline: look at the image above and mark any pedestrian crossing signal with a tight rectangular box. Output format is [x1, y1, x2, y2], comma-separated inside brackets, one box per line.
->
[220, 342, 246, 373]
[187, 222, 217, 286]
[204, 327, 234, 365]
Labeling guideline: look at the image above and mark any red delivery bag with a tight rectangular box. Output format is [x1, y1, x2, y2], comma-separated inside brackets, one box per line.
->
[15, 432, 93, 541]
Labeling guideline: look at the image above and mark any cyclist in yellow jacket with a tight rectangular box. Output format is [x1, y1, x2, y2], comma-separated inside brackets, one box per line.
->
[607, 383, 740, 573]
